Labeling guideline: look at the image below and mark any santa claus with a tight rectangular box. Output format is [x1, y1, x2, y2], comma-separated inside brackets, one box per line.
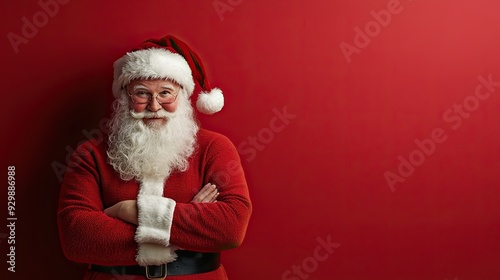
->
[57, 35, 252, 279]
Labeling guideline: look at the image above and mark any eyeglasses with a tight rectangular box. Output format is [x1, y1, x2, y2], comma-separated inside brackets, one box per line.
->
[127, 89, 178, 105]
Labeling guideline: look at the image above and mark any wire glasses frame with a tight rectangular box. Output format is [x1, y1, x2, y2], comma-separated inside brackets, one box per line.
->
[126, 88, 179, 105]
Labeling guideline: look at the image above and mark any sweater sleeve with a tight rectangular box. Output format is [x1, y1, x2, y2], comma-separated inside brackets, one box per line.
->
[57, 141, 138, 266]
[169, 134, 252, 252]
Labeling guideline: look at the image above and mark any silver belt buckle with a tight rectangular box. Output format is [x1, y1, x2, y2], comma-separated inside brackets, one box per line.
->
[146, 264, 167, 279]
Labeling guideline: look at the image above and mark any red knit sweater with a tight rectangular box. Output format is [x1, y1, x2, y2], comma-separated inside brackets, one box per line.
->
[57, 129, 252, 279]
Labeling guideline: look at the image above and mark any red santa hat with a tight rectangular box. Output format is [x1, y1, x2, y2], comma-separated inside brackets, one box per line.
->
[112, 35, 223, 115]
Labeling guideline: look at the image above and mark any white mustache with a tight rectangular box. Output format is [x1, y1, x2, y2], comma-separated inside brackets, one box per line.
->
[129, 109, 175, 120]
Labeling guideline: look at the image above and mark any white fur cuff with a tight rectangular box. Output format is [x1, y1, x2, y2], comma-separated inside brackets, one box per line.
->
[136, 243, 178, 266]
[135, 194, 176, 246]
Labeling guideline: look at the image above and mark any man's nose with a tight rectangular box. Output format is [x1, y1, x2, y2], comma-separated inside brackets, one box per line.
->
[147, 96, 161, 112]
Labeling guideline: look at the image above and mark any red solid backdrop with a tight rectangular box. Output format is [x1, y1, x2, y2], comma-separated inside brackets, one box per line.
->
[1, 0, 500, 279]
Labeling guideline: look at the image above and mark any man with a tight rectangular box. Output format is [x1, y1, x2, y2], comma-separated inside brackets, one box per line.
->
[57, 35, 252, 280]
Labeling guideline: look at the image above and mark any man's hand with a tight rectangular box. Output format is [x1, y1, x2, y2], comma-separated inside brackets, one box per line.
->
[191, 183, 219, 203]
[104, 200, 138, 225]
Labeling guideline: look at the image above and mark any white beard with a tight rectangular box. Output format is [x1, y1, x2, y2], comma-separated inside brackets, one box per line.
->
[107, 92, 199, 181]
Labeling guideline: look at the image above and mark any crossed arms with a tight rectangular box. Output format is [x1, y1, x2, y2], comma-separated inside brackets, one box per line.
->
[103, 183, 219, 225]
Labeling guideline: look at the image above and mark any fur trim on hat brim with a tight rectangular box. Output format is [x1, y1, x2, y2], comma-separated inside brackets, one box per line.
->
[112, 48, 195, 99]
[196, 88, 224, 115]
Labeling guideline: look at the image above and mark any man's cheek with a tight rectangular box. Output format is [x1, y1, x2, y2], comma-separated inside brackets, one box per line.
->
[131, 105, 145, 113]
[162, 103, 178, 113]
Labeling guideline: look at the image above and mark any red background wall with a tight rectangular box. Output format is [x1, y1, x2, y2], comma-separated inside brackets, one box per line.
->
[1, 0, 500, 279]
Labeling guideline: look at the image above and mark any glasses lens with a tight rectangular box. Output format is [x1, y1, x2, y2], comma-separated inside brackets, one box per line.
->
[157, 93, 176, 104]
[131, 92, 149, 104]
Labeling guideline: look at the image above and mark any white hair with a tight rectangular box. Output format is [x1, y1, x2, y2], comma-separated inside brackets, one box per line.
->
[107, 89, 199, 181]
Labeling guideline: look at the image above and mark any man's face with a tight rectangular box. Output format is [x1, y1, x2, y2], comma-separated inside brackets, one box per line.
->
[126, 79, 181, 127]
[108, 78, 198, 180]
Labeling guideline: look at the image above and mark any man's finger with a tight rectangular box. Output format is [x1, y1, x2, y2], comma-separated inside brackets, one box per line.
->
[199, 184, 216, 200]
[209, 192, 219, 203]
[201, 185, 218, 202]
[192, 184, 211, 201]
[192, 183, 217, 202]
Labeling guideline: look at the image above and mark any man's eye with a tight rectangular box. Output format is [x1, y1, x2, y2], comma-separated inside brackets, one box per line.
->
[159, 91, 171, 97]
[135, 91, 148, 96]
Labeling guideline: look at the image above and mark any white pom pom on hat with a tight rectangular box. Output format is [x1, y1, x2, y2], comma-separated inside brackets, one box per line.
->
[112, 35, 224, 115]
[196, 88, 224, 115]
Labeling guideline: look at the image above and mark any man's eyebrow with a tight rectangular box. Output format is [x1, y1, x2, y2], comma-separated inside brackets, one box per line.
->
[132, 85, 149, 91]
[161, 85, 175, 90]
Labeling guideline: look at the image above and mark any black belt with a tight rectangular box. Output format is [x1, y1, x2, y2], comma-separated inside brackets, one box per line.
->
[90, 250, 220, 278]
